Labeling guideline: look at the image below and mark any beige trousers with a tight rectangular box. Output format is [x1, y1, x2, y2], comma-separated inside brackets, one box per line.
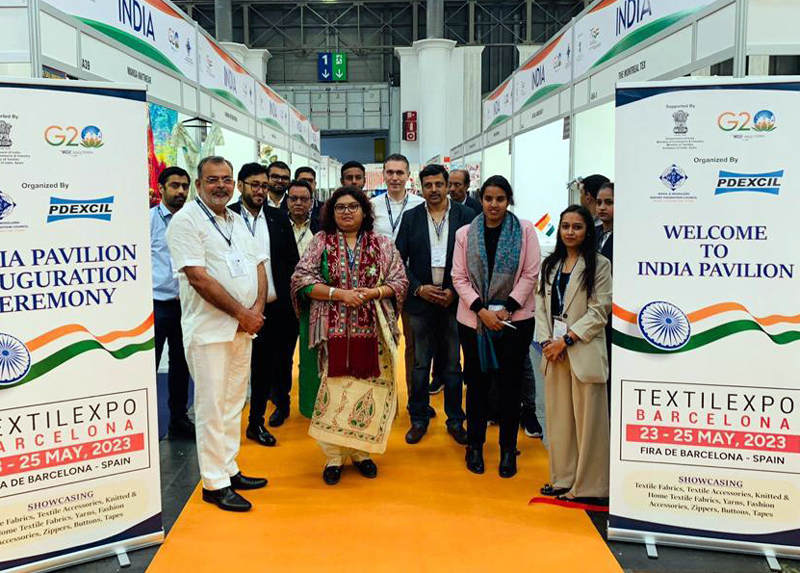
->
[317, 440, 371, 467]
[544, 354, 609, 498]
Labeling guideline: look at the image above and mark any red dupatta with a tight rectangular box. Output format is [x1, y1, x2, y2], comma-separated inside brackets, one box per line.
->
[325, 231, 382, 379]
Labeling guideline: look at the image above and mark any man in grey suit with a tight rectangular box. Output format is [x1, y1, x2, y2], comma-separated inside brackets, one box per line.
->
[396, 164, 474, 445]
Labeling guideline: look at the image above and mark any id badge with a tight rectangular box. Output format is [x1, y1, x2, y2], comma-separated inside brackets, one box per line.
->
[225, 251, 247, 277]
[431, 245, 447, 267]
[552, 318, 568, 340]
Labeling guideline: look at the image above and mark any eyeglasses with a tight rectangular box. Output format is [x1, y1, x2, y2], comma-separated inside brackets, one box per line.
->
[423, 182, 447, 190]
[288, 196, 311, 204]
[243, 180, 270, 191]
[269, 174, 291, 183]
[166, 182, 190, 190]
[204, 176, 235, 186]
[334, 203, 361, 214]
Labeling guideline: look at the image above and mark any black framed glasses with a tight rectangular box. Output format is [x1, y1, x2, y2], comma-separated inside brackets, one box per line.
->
[334, 203, 361, 214]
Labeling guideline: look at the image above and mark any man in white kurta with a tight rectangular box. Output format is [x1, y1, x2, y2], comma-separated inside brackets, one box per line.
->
[166, 156, 269, 512]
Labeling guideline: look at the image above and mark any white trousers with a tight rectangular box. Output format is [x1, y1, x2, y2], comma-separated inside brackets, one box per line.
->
[186, 333, 252, 490]
[316, 440, 370, 467]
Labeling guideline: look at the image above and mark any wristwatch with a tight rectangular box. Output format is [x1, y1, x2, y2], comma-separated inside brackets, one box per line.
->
[563, 334, 575, 347]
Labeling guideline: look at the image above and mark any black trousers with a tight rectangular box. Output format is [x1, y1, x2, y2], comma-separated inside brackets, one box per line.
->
[153, 299, 190, 419]
[460, 318, 536, 450]
[249, 302, 299, 426]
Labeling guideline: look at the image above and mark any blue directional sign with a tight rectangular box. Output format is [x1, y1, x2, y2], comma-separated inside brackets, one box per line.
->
[318, 52, 333, 82]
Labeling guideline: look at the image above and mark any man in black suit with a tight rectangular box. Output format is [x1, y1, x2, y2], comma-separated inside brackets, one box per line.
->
[596, 181, 614, 412]
[230, 163, 301, 445]
[280, 166, 322, 221]
[448, 169, 481, 218]
[396, 164, 472, 445]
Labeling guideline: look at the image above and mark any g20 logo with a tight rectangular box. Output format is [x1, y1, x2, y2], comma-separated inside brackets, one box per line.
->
[45, 125, 104, 148]
[717, 110, 776, 132]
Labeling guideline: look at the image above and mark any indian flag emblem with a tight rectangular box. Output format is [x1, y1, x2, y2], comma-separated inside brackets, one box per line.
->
[534, 213, 556, 237]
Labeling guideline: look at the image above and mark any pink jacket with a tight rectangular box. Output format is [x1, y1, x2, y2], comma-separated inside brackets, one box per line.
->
[451, 218, 541, 329]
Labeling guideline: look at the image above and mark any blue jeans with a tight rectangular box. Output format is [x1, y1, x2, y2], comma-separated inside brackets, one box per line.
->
[407, 309, 465, 428]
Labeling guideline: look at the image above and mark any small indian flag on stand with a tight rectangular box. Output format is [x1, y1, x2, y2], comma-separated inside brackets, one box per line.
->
[534, 213, 555, 237]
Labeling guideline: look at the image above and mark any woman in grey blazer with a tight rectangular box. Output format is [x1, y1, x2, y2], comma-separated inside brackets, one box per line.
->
[534, 205, 612, 503]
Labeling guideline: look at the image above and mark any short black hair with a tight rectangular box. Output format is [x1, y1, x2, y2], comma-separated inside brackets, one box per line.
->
[158, 166, 190, 186]
[237, 162, 267, 182]
[419, 164, 449, 185]
[340, 161, 365, 178]
[295, 166, 316, 179]
[581, 174, 610, 200]
[598, 181, 614, 195]
[450, 169, 470, 188]
[479, 175, 514, 205]
[321, 187, 375, 234]
[383, 153, 409, 170]
[266, 161, 291, 177]
[288, 179, 313, 196]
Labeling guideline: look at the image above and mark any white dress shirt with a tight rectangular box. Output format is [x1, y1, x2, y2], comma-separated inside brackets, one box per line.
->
[166, 199, 269, 347]
[424, 199, 451, 287]
[371, 191, 424, 240]
[236, 204, 278, 304]
[291, 216, 314, 255]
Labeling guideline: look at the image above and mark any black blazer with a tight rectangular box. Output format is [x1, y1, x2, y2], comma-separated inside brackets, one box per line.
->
[229, 202, 300, 311]
[598, 230, 613, 268]
[463, 194, 482, 218]
[395, 201, 474, 315]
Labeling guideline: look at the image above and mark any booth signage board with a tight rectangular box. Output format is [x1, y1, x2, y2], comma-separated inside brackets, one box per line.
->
[483, 77, 513, 131]
[514, 29, 573, 114]
[611, 78, 800, 558]
[43, 0, 197, 82]
[210, 98, 253, 135]
[464, 136, 482, 154]
[256, 83, 289, 134]
[198, 34, 256, 115]
[574, 0, 718, 79]
[483, 121, 511, 147]
[0, 79, 162, 570]
[515, 93, 562, 133]
[309, 125, 321, 153]
[291, 108, 310, 145]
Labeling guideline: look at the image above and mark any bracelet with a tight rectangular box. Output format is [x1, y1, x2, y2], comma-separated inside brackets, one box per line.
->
[328, 287, 336, 301]
[377, 287, 383, 301]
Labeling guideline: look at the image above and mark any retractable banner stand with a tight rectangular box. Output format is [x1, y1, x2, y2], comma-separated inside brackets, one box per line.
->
[610, 77, 800, 559]
[0, 79, 163, 571]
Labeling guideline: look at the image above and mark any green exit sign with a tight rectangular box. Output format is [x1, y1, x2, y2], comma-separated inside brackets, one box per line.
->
[333, 52, 347, 82]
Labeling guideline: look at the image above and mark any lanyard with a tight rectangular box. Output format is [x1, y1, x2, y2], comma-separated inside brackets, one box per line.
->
[430, 211, 448, 242]
[386, 193, 409, 233]
[238, 201, 259, 237]
[157, 204, 171, 227]
[555, 261, 572, 317]
[196, 199, 232, 247]
[293, 217, 310, 245]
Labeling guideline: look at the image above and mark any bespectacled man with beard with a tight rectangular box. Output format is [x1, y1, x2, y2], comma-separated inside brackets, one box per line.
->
[166, 156, 269, 512]
[265, 160, 292, 209]
[150, 166, 194, 440]
[230, 163, 301, 436]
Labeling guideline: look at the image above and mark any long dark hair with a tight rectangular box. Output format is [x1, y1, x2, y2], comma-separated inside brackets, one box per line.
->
[539, 205, 598, 297]
[320, 186, 375, 234]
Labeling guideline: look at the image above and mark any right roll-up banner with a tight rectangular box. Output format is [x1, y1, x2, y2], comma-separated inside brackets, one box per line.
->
[610, 77, 800, 558]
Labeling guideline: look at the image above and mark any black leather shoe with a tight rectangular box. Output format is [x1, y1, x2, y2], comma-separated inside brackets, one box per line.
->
[352, 459, 378, 478]
[540, 483, 570, 497]
[323, 465, 342, 485]
[230, 472, 268, 490]
[447, 425, 468, 445]
[168, 416, 196, 440]
[246, 424, 277, 447]
[405, 425, 427, 444]
[465, 446, 484, 474]
[202, 486, 251, 512]
[268, 408, 289, 427]
[499, 448, 518, 478]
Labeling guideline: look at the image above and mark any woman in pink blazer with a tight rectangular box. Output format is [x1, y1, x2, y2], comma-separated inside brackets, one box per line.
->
[451, 175, 541, 478]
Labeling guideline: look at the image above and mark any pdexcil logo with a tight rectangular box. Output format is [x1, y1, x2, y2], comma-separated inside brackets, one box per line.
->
[47, 196, 114, 223]
[715, 170, 784, 196]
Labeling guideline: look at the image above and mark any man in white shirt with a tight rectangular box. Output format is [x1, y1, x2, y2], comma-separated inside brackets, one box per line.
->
[166, 156, 269, 512]
[370, 153, 423, 240]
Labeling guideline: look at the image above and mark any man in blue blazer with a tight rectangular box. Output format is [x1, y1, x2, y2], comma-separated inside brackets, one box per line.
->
[396, 164, 474, 445]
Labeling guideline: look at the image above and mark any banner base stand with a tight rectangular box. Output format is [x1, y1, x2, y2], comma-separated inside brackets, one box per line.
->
[8, 531, 164, 573]
[608, 527, 800, 563]
[645, 540, 658, 559]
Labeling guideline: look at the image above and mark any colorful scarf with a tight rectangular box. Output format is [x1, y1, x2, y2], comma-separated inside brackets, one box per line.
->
[291, 230, 408, 380]
[466, 212, 523, 372]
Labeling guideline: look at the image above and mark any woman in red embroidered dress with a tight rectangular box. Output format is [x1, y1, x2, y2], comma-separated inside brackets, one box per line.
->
[291, 187, 408, 485]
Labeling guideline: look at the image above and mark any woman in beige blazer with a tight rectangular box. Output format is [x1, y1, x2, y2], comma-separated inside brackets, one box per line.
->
[534, 205, 612, 503]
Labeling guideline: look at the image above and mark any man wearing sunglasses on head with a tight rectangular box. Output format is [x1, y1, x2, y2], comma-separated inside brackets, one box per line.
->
[230, 163, 301, 440]
[151, 166, 194, 440]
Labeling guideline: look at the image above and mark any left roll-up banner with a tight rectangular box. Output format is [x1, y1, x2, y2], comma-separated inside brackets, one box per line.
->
[0, 78, 163, 572]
